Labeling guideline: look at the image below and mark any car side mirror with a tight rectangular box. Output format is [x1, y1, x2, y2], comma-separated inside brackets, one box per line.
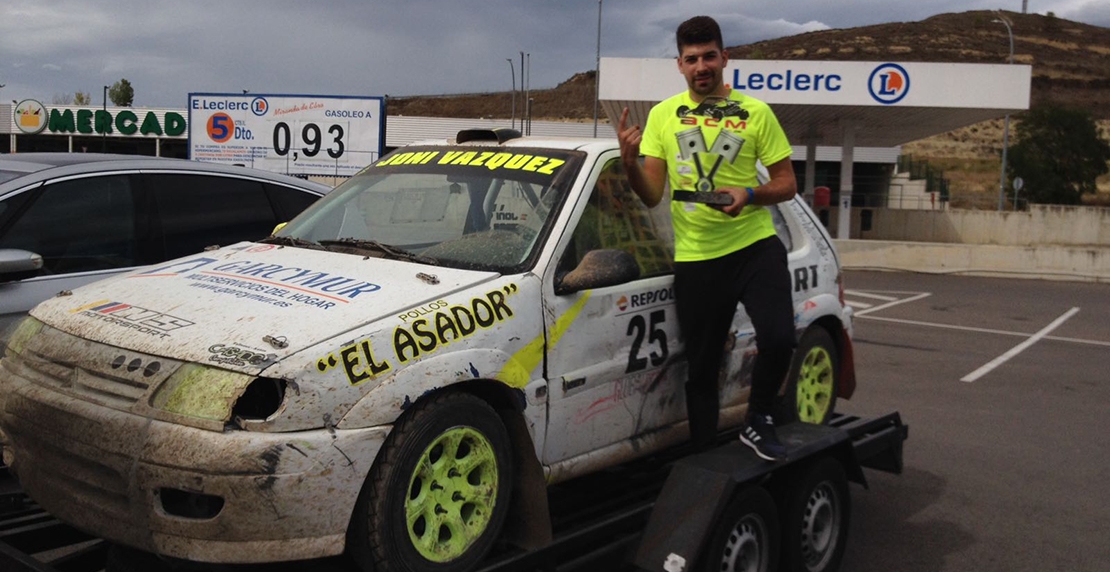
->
[555, 249, 640, 295]
[0, 249, 44, 282]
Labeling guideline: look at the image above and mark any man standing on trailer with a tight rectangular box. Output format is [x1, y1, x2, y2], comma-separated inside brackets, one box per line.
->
[617, 15, 798, 460]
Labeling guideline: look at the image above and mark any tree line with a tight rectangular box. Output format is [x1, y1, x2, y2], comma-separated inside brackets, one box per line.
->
[51, 78, 133, 107]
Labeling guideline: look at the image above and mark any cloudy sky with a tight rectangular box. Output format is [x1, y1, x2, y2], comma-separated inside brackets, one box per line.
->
[2, 0, 1108, 109]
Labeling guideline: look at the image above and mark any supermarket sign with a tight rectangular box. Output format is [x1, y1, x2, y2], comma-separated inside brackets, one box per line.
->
[187, 93, 385, 177]
[14, 99, 186, 137]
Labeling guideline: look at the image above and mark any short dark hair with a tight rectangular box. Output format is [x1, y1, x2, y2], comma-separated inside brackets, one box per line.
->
[676, 16, 723, 54]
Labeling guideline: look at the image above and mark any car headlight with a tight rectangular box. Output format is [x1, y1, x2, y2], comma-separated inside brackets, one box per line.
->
[150, 363, 288, 430]
[230, 377, 287, 427]
[151, 363, 252, 423]
[2, 316, 44, 358]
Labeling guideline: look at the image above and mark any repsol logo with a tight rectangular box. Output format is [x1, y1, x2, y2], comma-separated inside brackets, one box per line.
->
[624, 287, 674, 310]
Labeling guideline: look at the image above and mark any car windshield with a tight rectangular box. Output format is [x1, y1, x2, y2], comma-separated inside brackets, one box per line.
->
[276, 146, 585, 273]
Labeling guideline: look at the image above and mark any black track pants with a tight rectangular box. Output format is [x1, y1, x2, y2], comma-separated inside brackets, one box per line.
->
[674, 236, 797, 448]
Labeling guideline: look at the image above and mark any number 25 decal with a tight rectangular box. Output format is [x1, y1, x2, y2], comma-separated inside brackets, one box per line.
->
[626, 309, 668, 373]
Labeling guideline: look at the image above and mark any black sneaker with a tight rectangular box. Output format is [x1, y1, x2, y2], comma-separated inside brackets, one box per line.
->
[739, 415, 787, 461]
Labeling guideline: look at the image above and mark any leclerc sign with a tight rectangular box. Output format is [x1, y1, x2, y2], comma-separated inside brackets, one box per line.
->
[600, 58, 1030, 110]
[187, 93, 385, 178]
[729, 63, 910, 105]
[868, 64, 910, 104]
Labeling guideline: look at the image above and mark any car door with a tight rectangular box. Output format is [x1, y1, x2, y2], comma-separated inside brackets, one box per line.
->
[0, 174, 144, 335]
[542, 154, 685, 465]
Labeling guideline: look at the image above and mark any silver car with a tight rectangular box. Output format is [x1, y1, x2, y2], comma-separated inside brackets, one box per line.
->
[0, 153, 331, 337]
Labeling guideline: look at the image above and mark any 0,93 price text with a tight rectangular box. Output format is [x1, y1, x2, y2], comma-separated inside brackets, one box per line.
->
[273, 122, 346, 159]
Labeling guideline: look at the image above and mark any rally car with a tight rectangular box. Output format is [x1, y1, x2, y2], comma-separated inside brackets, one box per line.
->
[0, 128, 855, 572]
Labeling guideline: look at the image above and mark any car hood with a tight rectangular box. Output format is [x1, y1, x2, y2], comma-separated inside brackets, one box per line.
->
[28, 242, 499, 373]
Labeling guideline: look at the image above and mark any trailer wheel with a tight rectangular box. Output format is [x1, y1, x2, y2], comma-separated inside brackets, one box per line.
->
[780, 457, 850, 572]
[347, 391, 513, 572]
[783, 327, 839, 424]
[699, 486, 780, 572]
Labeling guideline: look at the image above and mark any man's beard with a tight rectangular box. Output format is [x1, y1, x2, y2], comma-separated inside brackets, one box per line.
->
[690, 73, 721, 96]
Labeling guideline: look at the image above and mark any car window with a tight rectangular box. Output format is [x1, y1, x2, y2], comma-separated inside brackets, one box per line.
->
[265, 182, 322, 221]
[148, 174, 278, 259]
[0, 175, 138, 275]
[561, 158, 674, 278]
[770, 204, 795, 252]
[280, 146, 586, 273]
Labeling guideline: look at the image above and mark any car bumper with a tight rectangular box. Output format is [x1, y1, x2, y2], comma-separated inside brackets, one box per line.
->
[0, 372, 389, 563]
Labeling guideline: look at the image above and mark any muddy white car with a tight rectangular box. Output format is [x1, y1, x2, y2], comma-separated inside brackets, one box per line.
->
[0, 129, 855, 571]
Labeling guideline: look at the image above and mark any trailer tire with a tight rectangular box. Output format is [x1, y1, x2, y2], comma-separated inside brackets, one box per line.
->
[347, 391, 513, 572]
[782, 327, 839, 425]
[780, 457, 850, 572]
[699, 486, 780, 572]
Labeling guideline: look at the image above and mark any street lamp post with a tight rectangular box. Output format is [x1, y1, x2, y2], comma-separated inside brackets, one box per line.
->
[507, 58, 516, 131]
[102, 85, 109, 152]
[993, 14, 1014, 211]
[525, 52, 530, 135]
[593, 0, 602, 137]
[520, 52, 525, 133]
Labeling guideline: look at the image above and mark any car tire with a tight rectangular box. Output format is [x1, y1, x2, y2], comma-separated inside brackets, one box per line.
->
[782, 327, 839, 425]
[779, 457, 850, 572]
[347, 391, 513, 572]
[698, 486, 780, 572]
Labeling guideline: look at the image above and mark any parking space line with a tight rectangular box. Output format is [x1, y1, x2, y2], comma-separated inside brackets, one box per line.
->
[858, 315, 1025, 336]
[843, 290, 898, 301]
[960, 307, 1081, 383]
[858, 314, 1110, 346]
[846, 300, 874, 309]
[853, 292, 932, 317]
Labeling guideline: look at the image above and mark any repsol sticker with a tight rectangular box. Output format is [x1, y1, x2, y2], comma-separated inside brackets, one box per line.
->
[616, 287, 674, 312]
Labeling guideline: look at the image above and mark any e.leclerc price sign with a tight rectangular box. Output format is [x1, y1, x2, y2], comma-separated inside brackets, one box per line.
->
[187, 93, 385, 177]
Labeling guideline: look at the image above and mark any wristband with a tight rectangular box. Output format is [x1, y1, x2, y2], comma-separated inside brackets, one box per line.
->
[746, 187, 755, 204]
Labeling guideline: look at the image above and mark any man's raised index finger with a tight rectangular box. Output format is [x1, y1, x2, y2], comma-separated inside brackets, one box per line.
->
[619, 107, 630, 131]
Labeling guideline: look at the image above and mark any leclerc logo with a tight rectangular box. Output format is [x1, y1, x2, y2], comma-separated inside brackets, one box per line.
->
[868, 63, 910, 104]
[251, 97, 269, 116]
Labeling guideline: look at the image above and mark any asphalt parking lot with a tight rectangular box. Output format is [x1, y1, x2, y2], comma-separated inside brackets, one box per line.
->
[838, 270, 1110, 572]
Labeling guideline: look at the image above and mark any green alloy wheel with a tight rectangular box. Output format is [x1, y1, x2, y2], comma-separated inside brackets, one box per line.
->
[406, 426, 500, 561]
[348, 391, 513, 572]
[785, 328, 839, 424]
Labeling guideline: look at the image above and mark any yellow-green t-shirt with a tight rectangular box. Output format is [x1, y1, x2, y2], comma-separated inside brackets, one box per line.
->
[640, 90, 792, 262]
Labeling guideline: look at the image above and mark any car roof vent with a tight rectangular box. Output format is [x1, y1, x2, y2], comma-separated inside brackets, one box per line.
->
[456, 128, 523, 144]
